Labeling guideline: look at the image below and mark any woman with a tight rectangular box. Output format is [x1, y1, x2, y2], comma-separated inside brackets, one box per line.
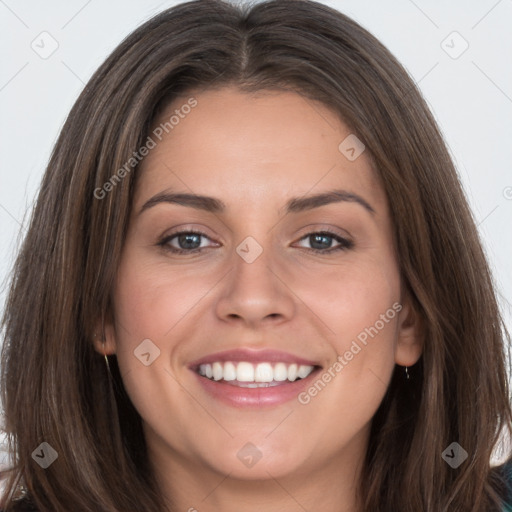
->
[1, 0, 511, 510]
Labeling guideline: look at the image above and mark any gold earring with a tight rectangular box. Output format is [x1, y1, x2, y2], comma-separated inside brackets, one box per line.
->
[405, 366, 410, 380]
[95, 332, 112, 376]
[102, 341, 111, 374]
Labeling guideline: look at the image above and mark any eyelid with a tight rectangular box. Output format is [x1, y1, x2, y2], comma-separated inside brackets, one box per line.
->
[160, 230, 212, 243]
[292, 229, 354, 252]
[157, 224, 354, 255]
[157, 226, 220, 254]
[292, 223, 352, 242]
[160, 224, 219, 242]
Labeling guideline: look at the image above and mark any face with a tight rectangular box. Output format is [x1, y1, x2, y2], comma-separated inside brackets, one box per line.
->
[96, 86, 421, 488]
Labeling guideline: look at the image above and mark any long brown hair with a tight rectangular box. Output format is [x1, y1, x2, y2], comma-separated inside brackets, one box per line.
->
[1, 0, 511, 510]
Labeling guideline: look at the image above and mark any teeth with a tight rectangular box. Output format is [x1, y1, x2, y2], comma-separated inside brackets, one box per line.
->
[297, 364, 312, 379]
[197, 361, 315, 383]
[223, 362, 237, 381]
[212, 362, 223, 381]
[237, 362, 254, 382]
[273, 363, 288, 381]
[287, 364, 298, 381]
[254, 362, 273, 382]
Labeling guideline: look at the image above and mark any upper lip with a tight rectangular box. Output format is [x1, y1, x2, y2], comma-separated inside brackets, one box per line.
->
[188, 348, 321, 370]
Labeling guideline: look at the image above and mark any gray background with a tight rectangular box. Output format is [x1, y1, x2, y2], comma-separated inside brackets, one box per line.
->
[1, 0, 511, 465]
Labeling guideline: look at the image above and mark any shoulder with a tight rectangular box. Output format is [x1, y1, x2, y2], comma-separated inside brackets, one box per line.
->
[0, 496, 39, 511]
[495, 461, 512, 511]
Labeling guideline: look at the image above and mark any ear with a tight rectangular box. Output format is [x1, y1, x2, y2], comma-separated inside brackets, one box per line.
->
[92, 312, 117, 356]
[394, 297, 423, 367]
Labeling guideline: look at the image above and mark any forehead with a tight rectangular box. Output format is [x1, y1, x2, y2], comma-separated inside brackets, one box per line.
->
[134, 86, 387, 215]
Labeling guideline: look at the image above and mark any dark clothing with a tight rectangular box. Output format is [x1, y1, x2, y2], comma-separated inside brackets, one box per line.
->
[3, 462, 512, 511]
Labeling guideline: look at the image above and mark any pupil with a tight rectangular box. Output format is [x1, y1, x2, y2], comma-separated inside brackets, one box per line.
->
[310, 234, 331, 250]
[179, 233, 201, 249]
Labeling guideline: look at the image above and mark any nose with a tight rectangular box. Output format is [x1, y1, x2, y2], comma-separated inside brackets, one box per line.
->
[215, 245, 296, 329]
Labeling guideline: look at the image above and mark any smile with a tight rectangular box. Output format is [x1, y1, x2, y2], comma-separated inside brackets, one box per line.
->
[197, 361, 315, 387]
[190, 349, 322, 407]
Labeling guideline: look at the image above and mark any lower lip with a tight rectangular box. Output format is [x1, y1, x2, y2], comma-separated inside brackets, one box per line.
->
[193, 368, 322, 408]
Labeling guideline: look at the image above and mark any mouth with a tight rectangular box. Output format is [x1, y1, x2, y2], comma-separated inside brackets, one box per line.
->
[197, 361, 316, 387]
[189, 349, 322, 407]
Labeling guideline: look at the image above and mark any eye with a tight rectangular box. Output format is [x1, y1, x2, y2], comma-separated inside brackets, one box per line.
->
[158, 230, 217, 254]
[295, 231, 353, 253]
[157, 229, 353, 255]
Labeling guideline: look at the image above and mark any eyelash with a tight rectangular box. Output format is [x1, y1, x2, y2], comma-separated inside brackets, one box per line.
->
[157, 229, 354, 255]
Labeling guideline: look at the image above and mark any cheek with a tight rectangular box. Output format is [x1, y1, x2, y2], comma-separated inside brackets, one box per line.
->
[112, 255, 215, 344]
[109, 249, 226, 409]
[263, 259, 400, 472]
[286, 252, 400, 347]
[109, 259, 213, 440]
[290, 257, 400, 405]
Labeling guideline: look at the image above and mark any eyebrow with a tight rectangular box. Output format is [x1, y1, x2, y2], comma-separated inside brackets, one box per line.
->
[139, 188, 375, 216]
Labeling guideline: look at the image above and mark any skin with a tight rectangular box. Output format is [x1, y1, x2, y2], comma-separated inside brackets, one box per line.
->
[94, 86, 422, 512]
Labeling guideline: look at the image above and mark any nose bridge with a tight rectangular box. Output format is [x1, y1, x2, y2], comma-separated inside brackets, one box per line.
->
[234, 235, 275, 290]
[215, 234, 295, 325]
